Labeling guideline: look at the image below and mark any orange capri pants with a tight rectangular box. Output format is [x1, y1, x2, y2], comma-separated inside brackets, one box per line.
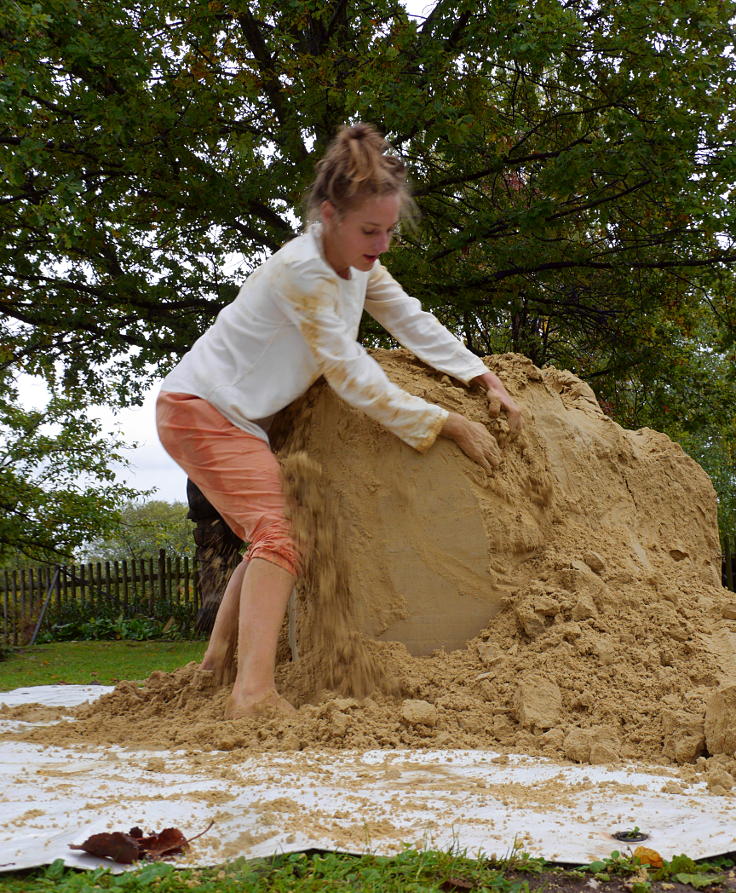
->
[156, 392, 300, 577]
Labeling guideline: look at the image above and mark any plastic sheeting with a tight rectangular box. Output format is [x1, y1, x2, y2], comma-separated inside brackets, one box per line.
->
[0, 685, 734, 873]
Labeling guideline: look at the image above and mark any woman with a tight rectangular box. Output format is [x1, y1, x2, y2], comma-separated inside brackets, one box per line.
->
[157, 123, 522, 719]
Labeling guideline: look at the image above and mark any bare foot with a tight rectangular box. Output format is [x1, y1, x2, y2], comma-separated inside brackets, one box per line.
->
[224, 688, 297, 720]
[190, 667, 217, 691]
[200, 648, 237, 687]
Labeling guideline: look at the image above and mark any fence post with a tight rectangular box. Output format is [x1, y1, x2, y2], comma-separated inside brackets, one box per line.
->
[20, 568, 27, 639]
[104, 561, 113, 615]
[27, 567, 34, 627]
[29, 566, 61, 646]
[148, 556, 155, 615]
[11, 569, 18, 645]
[157, 549, 166, 619]
[122, 559, 129, 614]
[79, 563, 87, 614]
[112, 560, 120, 614]
[94, 562, 102, 617]
[726, 536, 734, 592]
[2, 569, 8, 645]
[174, 555, 181, 607]
[56, 564, 64, 615]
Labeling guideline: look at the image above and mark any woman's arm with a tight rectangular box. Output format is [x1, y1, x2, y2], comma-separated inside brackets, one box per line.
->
[279, 260, 448, 452]
[364, 263, 488, 384]
[366, 262, 523, 436]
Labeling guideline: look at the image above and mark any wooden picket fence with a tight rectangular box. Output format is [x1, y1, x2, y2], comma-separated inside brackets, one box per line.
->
[1, 549, 201, 646]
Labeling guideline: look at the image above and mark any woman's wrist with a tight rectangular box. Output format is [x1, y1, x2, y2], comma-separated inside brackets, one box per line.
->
[471, 371, 510, 399]
[439, 411, 463, 439]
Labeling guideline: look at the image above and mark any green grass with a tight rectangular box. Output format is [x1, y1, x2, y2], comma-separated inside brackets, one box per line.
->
[0, 849, 732, 893]
[0, 640, 206, 691]
[0, 849, 566, 893]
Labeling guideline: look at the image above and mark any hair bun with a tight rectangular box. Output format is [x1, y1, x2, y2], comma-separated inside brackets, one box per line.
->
[347, 124, 371, 141]
[305, 121, 415, 223]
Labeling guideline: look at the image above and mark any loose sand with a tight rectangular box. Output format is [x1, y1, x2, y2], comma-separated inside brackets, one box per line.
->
[5, 351, 736, 775]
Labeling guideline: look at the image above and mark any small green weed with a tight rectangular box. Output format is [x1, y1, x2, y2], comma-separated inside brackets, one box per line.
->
[586, 849, 642, 879]
[584, 849, 733, 889]
[651, 853, 732, 889]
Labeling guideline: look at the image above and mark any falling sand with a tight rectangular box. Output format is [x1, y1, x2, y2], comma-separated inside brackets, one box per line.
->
[5, 351, 736, 778]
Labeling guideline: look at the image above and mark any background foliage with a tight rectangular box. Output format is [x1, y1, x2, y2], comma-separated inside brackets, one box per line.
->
[79, 500, 194, 562]
[0, 374, 138, 564]
[2, 0, 735, 543]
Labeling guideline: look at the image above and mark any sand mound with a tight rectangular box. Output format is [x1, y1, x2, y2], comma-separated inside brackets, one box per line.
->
[11, 351, 736, 768]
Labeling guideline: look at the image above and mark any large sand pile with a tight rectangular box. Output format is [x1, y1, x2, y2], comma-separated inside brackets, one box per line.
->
[7, 351, 736, 773]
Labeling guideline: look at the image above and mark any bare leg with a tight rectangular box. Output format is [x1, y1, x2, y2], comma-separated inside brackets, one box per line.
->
[200, 558, 247, 685]
[224, 557, 296, 719]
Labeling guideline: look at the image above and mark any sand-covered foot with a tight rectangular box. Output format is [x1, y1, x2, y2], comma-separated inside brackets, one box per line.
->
[224, 689, 297, 720]
[200, 650, 237, 687]
[190, 666, 217, 692]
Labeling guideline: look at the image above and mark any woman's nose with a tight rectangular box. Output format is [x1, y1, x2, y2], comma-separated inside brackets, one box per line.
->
[376, 232, 391, 254]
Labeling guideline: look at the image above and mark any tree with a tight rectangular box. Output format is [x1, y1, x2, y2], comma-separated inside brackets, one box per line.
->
[2, 0, 735, 531]
[80, 500, 194, 562]
[0, 375, 139, 564]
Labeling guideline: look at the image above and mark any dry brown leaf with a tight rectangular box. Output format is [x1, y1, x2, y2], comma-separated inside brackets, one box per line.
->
[69, 832, 140, 865]
[135, 827, 189, 859]
[70, 821, 213, 865]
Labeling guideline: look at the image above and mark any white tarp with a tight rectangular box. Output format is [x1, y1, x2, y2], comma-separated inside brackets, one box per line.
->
[0, 685, 734, 873]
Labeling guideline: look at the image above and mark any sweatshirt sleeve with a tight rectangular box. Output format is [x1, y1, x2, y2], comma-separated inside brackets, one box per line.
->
[364, 262, 488, 384]
[279, 259, 448, 452]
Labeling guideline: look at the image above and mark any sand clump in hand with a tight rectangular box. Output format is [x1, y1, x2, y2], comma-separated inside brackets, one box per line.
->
[10, 350, 736, 769]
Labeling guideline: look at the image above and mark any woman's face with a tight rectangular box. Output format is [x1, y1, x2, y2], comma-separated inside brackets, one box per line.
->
[320, 193, 401, 278]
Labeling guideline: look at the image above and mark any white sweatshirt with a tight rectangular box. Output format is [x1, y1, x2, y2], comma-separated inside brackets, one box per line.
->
[160, 223, 488, 452]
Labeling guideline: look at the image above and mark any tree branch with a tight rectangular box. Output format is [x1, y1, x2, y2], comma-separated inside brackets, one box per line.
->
[236, 9, 308, 162]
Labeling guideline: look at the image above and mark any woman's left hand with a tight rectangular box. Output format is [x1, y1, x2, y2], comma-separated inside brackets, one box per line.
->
[485, 388, 523, 440]
[471, 371, 523, 440]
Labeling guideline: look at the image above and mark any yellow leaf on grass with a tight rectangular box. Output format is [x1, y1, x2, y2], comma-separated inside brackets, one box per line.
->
[634, 846, 663, 869]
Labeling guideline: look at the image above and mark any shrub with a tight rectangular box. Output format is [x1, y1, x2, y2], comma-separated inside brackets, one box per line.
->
[35, 597, 201, 643]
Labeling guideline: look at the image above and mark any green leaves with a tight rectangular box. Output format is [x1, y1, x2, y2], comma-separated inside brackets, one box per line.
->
[80, 500, 194, 562]
[0, 378, 141, 564]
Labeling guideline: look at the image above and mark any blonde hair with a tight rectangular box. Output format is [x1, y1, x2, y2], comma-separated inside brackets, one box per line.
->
[306, 123, 415, 222]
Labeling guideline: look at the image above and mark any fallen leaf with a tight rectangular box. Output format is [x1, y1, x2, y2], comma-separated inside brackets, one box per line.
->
[634, 846, 664, 869]
[69, 832, 141, 864]
[135, 827, 189, 859]
[70, 821, 213, 865]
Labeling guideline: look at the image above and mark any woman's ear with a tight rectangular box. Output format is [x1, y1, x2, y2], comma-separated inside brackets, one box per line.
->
[320, 200, 336, 227]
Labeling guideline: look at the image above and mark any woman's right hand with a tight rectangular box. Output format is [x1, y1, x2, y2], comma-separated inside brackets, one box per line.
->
[439, 412, 501, 473]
